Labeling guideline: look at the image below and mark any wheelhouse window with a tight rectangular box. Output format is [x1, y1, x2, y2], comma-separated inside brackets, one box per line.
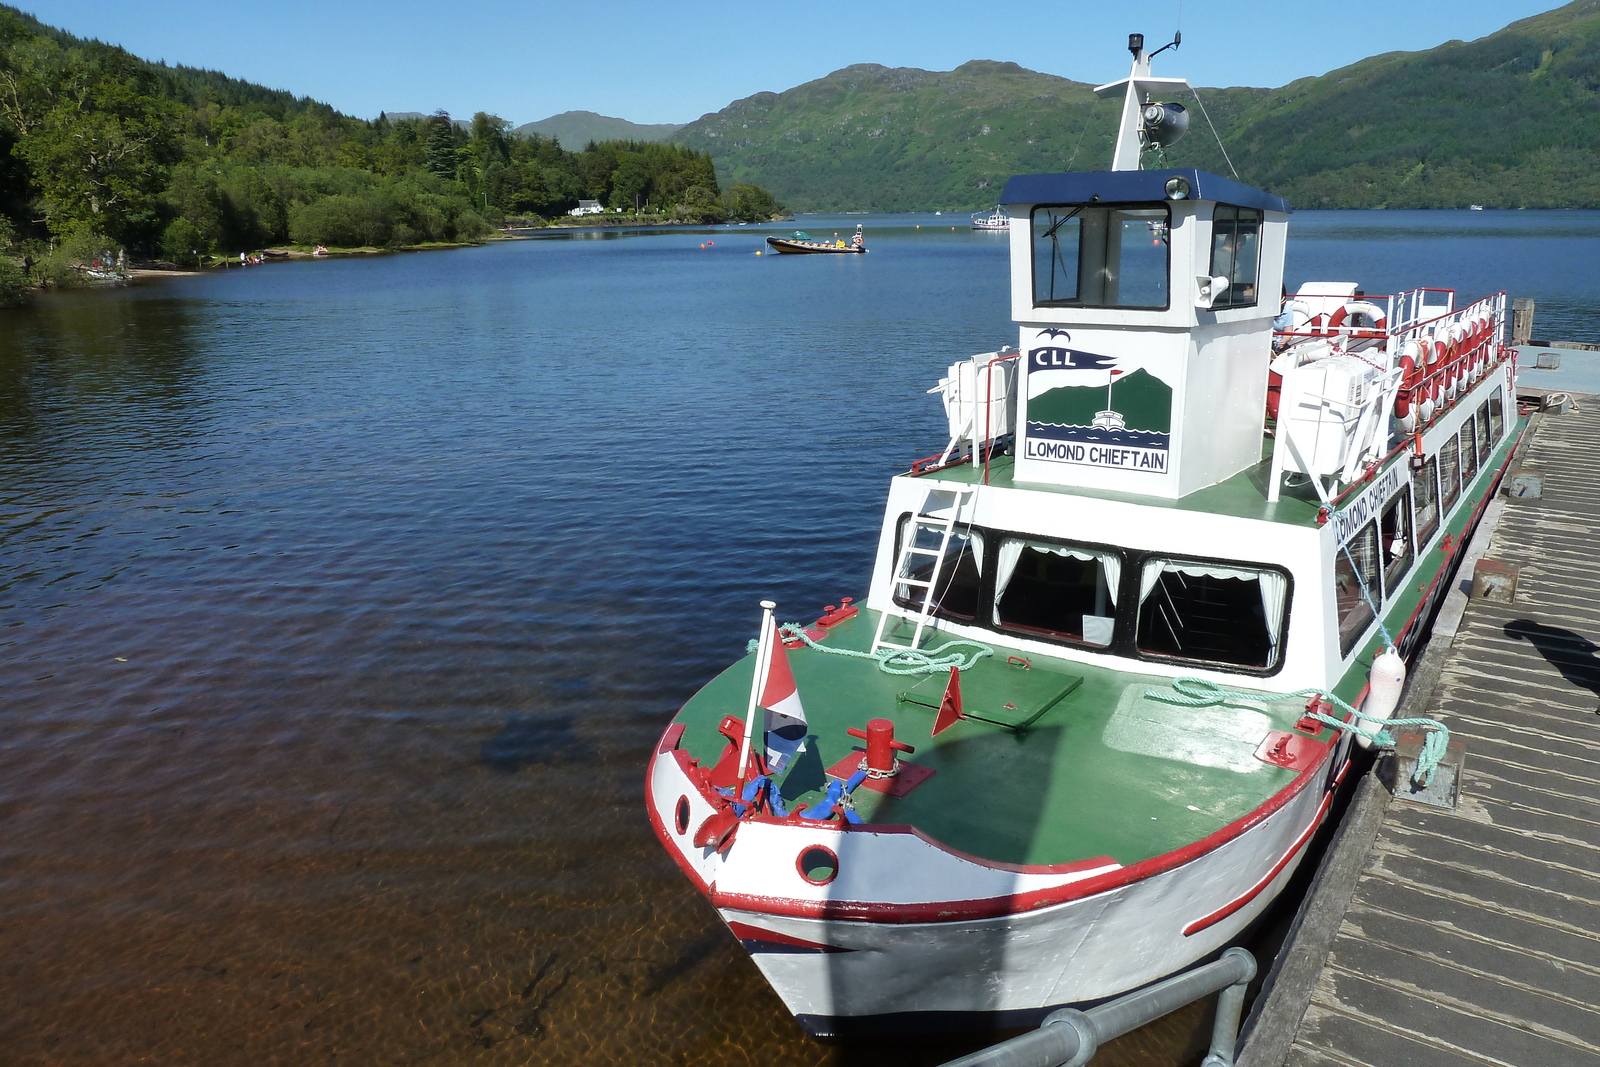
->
[993, 538, 1121, 647]
[1475, 403, 1492, 464]
[1460, 419, 1478, 482]
[1488, 387, 1505, 443]
[1412, 456, 1441, 545]
[1032, 204, 1170, 309]
[1208, 206, 1261, 309]
[1134, 558, 1288, 671]
[1439, 437, 1461, 510]
[1379, 488, 1413, 595]
[1336, 523, 1381, 657]
[892, 517, 983, 621]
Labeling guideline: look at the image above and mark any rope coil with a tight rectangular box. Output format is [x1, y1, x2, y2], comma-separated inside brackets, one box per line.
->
[749, 623, 995, 676]
[1145, 677, 1449, 787]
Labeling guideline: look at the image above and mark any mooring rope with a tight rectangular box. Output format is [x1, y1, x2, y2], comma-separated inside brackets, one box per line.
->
[1144, 677, 1449, 787]
[748, 623, 994, 676]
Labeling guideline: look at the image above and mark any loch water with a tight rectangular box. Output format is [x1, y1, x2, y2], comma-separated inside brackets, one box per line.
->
[1, 210, 1595, 1066]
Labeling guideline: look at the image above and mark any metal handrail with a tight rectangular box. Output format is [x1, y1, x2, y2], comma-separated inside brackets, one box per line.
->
[936, 948, 1256, 1067]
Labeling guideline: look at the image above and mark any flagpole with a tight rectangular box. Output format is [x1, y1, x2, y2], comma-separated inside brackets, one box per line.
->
[737, 600, 777, 797]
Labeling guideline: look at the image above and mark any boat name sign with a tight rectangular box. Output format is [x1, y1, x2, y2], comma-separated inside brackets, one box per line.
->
[1331, 462, 1406, 545]
[1023, 332, 1176, 474]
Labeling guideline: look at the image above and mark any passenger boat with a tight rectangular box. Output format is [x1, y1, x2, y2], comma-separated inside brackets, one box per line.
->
[767, 226, 866, 254]
[647, 34, 1522, 1037]
[971, 206, 1010, 230]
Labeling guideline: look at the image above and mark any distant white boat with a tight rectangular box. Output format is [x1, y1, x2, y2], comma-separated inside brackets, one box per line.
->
[1469, 204, 1485, 211]
[971, 206, 1009, 231]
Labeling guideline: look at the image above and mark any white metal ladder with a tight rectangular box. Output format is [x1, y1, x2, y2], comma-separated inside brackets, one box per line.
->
[871, 486, 977, 655]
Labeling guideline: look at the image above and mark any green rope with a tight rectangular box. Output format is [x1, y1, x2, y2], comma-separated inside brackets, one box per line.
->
[1144, 677, 1450, 788]
[748, 623, 995, 676]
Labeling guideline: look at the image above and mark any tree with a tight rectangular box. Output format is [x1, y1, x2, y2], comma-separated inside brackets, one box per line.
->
[8, 42, 181, 243]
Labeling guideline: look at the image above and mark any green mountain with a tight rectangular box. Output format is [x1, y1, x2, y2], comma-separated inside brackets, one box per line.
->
[673, 1, 1600, 210]
[514, 111, 682, 147]
[672, 60, 1264, 212]
[1028, 368, 1172, 434]
[1223, 0, 1600, 208]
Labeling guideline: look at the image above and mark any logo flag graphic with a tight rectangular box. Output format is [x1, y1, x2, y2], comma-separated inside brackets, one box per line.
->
[932, 667, 964, 736]
[759, 636, 808, 775]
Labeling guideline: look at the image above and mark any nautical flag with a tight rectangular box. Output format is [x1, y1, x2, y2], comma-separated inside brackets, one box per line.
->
[933, 666, 964, 736]
[759, 635, 808, 775]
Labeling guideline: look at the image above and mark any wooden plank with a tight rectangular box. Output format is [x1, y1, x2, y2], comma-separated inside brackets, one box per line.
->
[1367, 839, 1600, 940]
[1304, 966, 1600, 1066]
[1351, 877, 1600, 973]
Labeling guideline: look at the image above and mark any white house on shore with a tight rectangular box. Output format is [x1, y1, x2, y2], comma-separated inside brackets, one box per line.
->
[568, 200, 604, 216]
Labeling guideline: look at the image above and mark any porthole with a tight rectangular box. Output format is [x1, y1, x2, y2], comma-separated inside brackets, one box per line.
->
[797, 846, 838, 886]
[674, 796, 690, 836]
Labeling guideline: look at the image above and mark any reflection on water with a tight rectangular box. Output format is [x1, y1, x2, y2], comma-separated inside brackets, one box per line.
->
[0, 212, 1589, 1065]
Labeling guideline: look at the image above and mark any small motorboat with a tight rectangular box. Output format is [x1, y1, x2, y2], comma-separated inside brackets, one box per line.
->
[766, 226, 866, 254]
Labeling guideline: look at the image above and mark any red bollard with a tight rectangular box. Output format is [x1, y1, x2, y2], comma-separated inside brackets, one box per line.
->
[847, 718, 915, 776]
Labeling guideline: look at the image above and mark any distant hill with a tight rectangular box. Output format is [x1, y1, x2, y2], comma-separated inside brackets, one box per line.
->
[672, 1, 1600, 211]
[514, 111, 683, 147]
[670, 60, 1263, 212]
[1220, 0, 1600, 208]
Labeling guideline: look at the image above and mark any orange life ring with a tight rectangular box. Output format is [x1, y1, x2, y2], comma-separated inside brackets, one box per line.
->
[1326, 300, 1387, 335]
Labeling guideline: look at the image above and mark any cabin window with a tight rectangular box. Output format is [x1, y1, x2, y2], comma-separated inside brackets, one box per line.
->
[892, 517, 983, 621]
[1475, 404, 1492, 464]
[1208, 206, 1261, 309]
[1412, 456, 1441, 545]
[1336, 523, 1381, 657]
[1488, 387, 1505, 443]
[1439, 437, 1461, 510]
[1134, 558, 1288, 670]
[993, 538, 1122, 647]
[1459, 419, 1478, 482]
[1379, 488, 1413, 595]
[1032, 204, 1170, 310]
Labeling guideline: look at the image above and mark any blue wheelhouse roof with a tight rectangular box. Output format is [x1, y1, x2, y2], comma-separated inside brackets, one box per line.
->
[1001, 168, 1290, 214]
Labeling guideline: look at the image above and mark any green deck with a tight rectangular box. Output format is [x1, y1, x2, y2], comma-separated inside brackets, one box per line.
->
[675, 615, 1304, 869]
[673, 414, 1528, 871]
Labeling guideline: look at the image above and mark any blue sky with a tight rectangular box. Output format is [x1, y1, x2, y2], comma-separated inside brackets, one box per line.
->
[14, 0, 1564, 126]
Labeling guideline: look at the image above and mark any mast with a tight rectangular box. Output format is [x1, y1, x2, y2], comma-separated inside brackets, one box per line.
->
[1094, 33, 1191, 172]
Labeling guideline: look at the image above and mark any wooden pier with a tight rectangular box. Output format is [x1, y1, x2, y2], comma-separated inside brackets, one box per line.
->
[1241, 398, 1600, 1066]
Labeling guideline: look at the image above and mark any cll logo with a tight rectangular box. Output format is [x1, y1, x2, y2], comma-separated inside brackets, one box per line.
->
[1028, 346, 1117, 372]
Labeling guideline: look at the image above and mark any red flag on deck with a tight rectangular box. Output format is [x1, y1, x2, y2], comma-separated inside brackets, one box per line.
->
[932, 666, 964, 736]
[759, 634, 808, 774]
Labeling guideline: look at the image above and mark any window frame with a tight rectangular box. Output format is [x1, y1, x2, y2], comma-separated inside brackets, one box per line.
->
[989, 533, 1127, 650]
[890, 512, 987, 623]
[1438, 436, 1461, 511]
[1030, 202, 1173, 311]
[1129, 552, 1294, 676]
[1336, 521, 1381, 659]
[1411, 455, 1441, 546]
[1459, 417, 1479, 482]
[1207, 205, 1263, 310]
[1379, 486, 1414, 597]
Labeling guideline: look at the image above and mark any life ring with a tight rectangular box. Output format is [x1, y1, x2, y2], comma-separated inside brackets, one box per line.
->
[1325, 300, 1387, 335]
[1393, 338, 1424, 427]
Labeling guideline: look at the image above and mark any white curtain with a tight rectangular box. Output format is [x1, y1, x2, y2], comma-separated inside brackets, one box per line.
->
[1140, 558, 1289, 649]
[994, 539, 1117, 626]
[964, 530, 984, 576]
[1257, 569, 1288, 650]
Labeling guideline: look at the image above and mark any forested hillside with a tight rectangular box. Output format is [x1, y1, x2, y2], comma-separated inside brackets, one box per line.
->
[672, 60, 1263, 212]
[0, 5, 778, 301]
[676, 0, 1600, 211]
[513, 111, 683, 146]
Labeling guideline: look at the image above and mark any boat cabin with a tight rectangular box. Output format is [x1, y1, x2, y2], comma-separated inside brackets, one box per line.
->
[866, 168, 1517, 702]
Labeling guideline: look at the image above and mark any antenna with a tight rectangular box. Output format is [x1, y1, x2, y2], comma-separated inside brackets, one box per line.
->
[1149, 30, 1181, 59]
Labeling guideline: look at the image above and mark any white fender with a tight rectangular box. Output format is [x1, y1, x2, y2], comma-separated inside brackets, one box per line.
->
[1357, 648, 1407, 749]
